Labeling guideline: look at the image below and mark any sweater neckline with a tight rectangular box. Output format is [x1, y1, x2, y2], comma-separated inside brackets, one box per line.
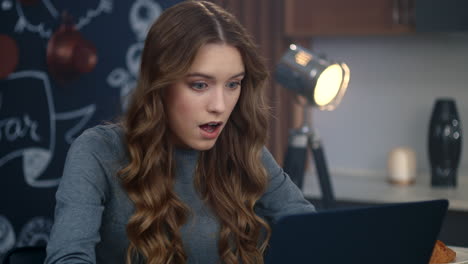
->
[174, 148, 200, 183]
[174, 147, 199, 161]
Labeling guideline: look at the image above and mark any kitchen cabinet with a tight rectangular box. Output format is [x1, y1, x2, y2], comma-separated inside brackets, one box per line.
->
[284, 0, 415, 36]
[285, 0, 468, 37]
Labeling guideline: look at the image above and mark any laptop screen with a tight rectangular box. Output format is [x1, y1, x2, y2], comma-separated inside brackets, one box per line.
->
[265, 199, 448, 264]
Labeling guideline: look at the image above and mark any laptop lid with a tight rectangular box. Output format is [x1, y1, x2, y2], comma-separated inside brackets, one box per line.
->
[265, 199, 449, 264]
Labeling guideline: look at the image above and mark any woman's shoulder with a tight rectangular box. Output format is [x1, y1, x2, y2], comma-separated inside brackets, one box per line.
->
[77, 123, 123, 142]
[71, 123, 126, 158]
[260, 146, 278, 167]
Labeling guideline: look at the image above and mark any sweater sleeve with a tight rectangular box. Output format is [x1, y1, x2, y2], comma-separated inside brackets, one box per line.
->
[256, 147, 315, 223]
[45, 128, 112, 264]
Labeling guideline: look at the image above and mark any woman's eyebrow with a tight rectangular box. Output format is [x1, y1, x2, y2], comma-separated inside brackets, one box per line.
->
[186, 73, 214, 79]
[186, 72, 245, 79]
[230, 72, 245, 79]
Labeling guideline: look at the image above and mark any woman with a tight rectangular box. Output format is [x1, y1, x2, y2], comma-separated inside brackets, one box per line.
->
[45, 1, 314, 264]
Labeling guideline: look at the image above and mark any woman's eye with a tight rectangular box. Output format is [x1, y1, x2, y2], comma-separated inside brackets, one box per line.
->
[227, 81, 241, 89]
[190, 82, 208, 90]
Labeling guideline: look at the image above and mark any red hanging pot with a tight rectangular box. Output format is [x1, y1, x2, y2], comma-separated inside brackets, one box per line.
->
[0, 34, 19, 79]
[47, 18, 97, 84]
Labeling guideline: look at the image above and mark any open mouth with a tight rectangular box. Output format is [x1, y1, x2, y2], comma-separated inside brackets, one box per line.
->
[199, 122, 222, 133]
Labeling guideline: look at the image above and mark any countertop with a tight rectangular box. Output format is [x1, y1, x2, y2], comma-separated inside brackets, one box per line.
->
[302, 170, 468, 211]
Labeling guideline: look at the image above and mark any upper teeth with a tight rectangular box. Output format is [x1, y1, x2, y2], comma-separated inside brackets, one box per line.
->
[208, 122, 218, 126]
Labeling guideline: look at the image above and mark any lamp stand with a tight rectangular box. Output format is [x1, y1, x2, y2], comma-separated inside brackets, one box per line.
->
[283, 105, 335, 209]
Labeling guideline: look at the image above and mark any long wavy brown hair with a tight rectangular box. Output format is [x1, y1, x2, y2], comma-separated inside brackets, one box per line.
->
[118, 1, 271, 263]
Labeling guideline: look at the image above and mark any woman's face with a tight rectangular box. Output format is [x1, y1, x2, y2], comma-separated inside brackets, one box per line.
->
[165, 43, 244, 150]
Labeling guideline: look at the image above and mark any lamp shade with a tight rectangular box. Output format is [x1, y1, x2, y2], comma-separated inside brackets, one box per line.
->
[275, 44, 350, 111]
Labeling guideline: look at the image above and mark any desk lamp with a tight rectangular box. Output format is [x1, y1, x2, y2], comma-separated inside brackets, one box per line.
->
[275, 44, 350, 209]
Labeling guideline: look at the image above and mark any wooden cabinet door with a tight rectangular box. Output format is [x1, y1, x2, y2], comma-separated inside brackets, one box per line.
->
[285, 0, 415, 36]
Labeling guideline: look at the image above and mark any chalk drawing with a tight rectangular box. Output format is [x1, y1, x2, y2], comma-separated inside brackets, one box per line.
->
[75, 0, 113, 30]
[107, 0, 162, 111]
[0, 114, 41, 142]
[55, 104, 96, 144]
[42, 0, 58, 18]
[130, 0, 162, 41]
[127, 42, 144, 77]
[11, 0, 113, 39]
[14, 1, 53, 38]
[16, 216, 52, 247]
[1, 0, 12, 11]
[0, 215, 15, 255]
[0, 71, 96, 188]
[0, 71, 55, 186]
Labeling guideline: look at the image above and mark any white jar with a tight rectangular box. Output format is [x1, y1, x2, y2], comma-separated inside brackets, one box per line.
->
[387, 147, 417, 185]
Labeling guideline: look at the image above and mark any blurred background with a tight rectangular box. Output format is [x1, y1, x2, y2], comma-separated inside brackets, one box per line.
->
[0, 0, 467, 256]
[313, 34, 468, 179]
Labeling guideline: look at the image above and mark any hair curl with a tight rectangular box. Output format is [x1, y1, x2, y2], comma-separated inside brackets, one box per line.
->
[119, 1, 271, 263]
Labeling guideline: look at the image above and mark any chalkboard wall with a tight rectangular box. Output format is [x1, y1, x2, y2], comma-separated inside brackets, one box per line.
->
[0, 0, 182, 255]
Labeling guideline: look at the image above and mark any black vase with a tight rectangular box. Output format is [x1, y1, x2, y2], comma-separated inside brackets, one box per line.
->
[428, 98, 462, 187]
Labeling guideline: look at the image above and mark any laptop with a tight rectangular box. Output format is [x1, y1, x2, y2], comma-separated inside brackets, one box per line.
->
[265, 199, 449, 264]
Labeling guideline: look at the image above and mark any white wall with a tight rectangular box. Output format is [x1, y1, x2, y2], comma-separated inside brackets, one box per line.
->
[311, 33, 468, 178]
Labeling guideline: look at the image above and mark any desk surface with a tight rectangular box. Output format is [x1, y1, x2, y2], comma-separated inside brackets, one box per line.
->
[448, 246, 468, 263]
[302, 171, 468, 211]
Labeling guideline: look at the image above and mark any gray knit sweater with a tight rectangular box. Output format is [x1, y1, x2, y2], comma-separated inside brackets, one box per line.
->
[45, 124, 315, 264]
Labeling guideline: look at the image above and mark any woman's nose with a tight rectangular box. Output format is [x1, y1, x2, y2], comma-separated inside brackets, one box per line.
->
[207, 87, 226, 114]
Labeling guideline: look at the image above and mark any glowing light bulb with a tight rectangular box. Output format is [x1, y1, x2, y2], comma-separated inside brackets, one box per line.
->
[314, 64, 343, 106]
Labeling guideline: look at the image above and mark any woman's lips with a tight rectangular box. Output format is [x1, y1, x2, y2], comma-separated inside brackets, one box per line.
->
[199, 122, 222, 139]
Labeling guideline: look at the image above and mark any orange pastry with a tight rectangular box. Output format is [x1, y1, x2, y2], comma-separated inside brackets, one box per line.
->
[429, 240, 456, 264]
